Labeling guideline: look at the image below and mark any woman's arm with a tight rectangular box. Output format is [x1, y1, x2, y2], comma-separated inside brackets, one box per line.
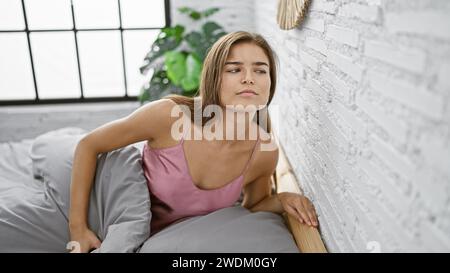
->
[69, 141, 100, 231]
[242, 174, 281, 214]
[68, 98, 178, 252]
[241, 146, 318, 227]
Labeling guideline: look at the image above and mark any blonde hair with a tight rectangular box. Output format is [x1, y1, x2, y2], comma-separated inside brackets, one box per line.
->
[164, 31, 278, 133]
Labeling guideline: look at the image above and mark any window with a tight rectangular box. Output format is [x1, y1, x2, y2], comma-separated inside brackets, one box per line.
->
[0, 0, 170, 105]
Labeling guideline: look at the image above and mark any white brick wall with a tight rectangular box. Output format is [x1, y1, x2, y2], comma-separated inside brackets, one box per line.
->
[327, 50, 364, 82]
[385, 11, 450, 40]
[305, 37, 328, 56]
[326, 24, 359, 47]
[304, 18, 325, 32]
[254, 0, 450, 252]
[364, 40, 427, 74]
[338, 2, 380, 23]
[368, 70, 444, 120]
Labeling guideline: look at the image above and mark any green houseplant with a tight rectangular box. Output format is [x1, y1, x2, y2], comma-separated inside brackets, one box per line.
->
[138, 7, 228, 104]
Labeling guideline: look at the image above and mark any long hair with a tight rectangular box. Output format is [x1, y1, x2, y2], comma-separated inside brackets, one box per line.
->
[164, 31, 278, 133]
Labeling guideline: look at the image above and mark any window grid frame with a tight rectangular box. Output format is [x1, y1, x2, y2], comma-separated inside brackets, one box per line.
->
[0, 0, 171, 105]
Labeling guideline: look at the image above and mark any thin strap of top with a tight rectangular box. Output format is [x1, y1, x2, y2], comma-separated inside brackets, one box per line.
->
[179, 126, 189, 144]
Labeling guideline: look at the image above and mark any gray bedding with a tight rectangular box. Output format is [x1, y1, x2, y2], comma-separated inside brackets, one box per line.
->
[0, 127, 151, 252]
[0, 127, 299, 253]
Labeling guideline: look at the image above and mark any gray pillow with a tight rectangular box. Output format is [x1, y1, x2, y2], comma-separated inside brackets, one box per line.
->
[30, 127, 88, 218]
[139, 206, 299, 253]
[30, 127, 151, 252]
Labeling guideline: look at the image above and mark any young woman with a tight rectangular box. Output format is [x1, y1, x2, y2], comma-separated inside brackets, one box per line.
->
[69, 31, 319, 253]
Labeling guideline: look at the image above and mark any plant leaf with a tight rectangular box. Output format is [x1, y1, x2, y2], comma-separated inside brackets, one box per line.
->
[181, 53, 202, 91]
[184, 31, 204, 59]
[177, 7, 202, 21]
[185, 22, 226, 60]
[202, 7, 220, 18]
[140, 25, 184, 75]
[139, 64, 183, 103]
[139, 7, 227, 103]
[164, 51, 187, 86]
[189, 11, 201, 20]
[202, 21, 226, 43]
[177, 7, 192, 14]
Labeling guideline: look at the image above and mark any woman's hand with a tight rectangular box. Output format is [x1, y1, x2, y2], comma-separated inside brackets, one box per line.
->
[69, 226, 102, 253]
[278, 192, 319, 227]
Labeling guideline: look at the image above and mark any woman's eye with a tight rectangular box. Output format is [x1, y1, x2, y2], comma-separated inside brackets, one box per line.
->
[227, 68, 266, 74]
[226, 69, 266, 74]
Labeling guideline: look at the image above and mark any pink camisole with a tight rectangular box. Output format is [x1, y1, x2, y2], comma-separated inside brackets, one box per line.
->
[141, 133, 260, 235]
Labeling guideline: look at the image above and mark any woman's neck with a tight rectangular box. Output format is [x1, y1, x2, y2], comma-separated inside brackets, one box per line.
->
[201, 106, 259, 143]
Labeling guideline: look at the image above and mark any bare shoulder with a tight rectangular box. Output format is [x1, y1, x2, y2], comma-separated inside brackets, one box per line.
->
[77, 98, 184, 153]
[138, 98, 184, 132]
[139, 98, 179, 119]
[138, 98, 192, 147]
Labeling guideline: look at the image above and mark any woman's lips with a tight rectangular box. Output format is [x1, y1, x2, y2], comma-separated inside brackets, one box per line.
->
[238, 91, 256, 97]
[237, 90, 257, 97]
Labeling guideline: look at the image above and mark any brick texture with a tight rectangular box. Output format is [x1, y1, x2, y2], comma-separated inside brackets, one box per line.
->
[255, 0, 450, 252]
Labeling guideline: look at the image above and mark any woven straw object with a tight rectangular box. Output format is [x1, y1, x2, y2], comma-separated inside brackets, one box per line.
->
[277, 0, 311, 30]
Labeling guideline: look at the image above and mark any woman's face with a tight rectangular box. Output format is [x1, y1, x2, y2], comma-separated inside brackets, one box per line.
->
[219, 42, 271, 110]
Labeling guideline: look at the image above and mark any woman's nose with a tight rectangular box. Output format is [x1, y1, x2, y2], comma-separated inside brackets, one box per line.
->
[241, 78, 255, 84]
[241, 73, 255, 84]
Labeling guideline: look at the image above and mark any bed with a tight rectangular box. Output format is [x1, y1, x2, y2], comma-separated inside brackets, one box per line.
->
[0, 127, 326, 253]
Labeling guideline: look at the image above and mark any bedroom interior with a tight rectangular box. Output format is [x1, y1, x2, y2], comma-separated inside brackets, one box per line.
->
[1, 0, 449, 253]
